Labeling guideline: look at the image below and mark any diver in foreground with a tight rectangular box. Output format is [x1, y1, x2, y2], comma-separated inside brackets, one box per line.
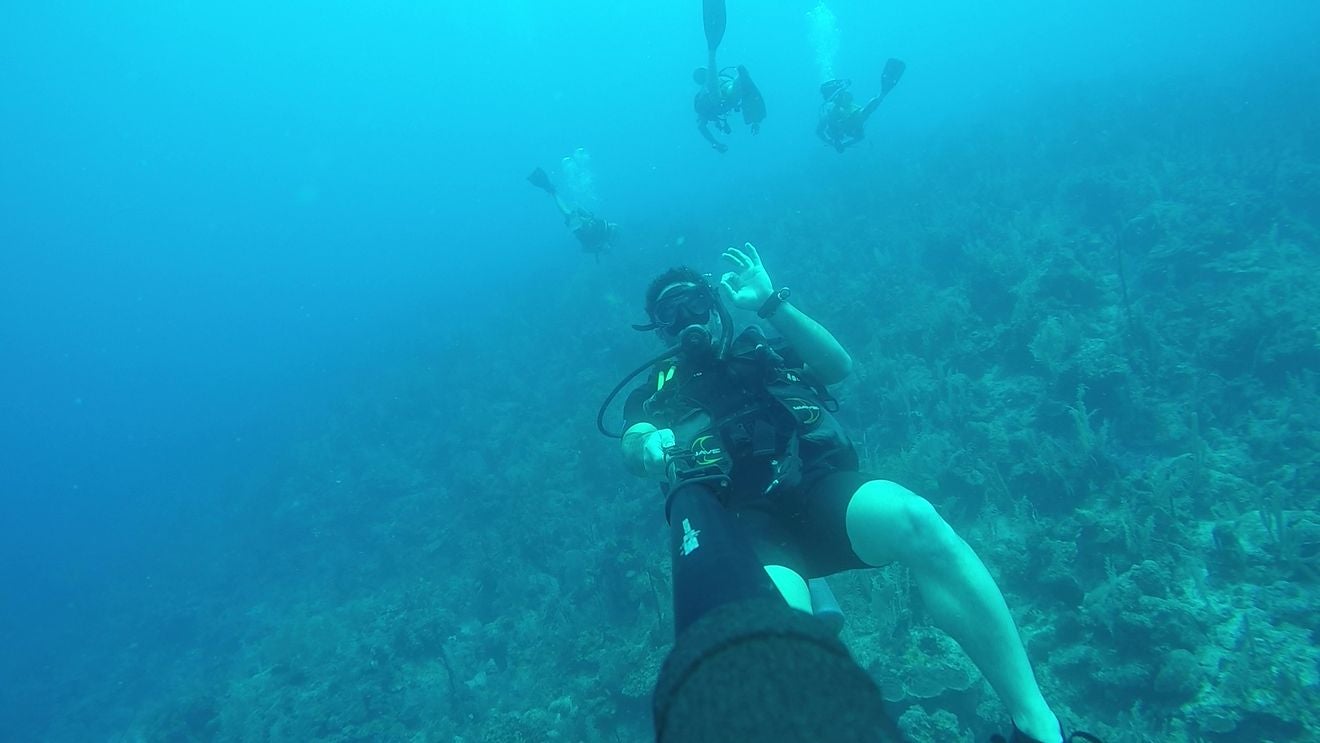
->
[818, 58, 906, 153]
[601, 243, 1101, 743]
[527, 166, 617, 258]
[650, 417, 898, 741]
[693, 0, 765, 153]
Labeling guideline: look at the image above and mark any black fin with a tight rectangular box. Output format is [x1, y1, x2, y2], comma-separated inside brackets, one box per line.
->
[526, 167, 555, 194]
[881, 58, 906, 97]
[737, 66, 766, 126]
[703, 0, 726, 52]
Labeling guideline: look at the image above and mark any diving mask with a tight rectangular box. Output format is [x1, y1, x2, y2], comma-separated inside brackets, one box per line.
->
[633, 282, 715, 333]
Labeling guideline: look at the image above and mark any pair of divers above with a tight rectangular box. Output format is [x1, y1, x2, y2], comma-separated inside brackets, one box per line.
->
[692, 0, 906, 154]
[527, 166, 618, 261]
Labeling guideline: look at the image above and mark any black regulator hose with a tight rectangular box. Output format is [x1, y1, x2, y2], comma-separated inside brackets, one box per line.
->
[598, 302, 734, 439]
[596, 344, 682, 439]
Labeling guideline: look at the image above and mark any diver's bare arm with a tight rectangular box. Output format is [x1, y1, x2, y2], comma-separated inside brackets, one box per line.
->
[698, 120, 727, 152]
[707, 48, 720, 98]
[767, 303, 852, 384]
[816, 118, 831, 144]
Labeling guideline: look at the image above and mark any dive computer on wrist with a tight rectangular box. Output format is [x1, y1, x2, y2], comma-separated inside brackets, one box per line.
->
[757, 287, 791, 319]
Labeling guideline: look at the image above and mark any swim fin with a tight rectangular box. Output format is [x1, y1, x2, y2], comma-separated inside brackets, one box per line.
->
[881, 58, 906, 97]
[737, 65, 766, 128]
[807, 578, 845, 635]
[703, 0, 726, 52]
[527, 167, 555, 194]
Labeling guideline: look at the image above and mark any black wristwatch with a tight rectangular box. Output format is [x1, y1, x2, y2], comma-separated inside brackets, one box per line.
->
[757, 287, 791, 319]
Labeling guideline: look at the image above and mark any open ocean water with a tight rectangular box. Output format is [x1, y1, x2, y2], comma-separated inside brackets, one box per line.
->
[2, 2, 1318, 741]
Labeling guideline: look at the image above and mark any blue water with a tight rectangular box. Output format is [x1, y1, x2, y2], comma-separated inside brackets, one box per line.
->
[2, 2, 1318, 740]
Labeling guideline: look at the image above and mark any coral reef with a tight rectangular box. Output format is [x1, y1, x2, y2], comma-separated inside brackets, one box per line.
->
[12, 67, 1320, 743]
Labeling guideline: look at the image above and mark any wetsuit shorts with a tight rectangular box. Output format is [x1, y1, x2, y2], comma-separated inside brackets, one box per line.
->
[727, 468, 879, 579]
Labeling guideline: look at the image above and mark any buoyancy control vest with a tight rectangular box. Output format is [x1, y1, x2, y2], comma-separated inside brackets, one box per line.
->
[636, 327, 858, 503]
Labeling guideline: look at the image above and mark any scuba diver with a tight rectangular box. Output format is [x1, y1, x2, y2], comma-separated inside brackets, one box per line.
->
[600, 242, 1101, 743]
[527, 166, 617, 259]
[694, 0, 765, 153]
[817, 58, 906, 153]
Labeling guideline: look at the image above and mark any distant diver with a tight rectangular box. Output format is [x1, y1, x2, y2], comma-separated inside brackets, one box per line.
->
[527, 166, 618, 259]
[693, 0, 766, 153]
[817, 57, 906, 153]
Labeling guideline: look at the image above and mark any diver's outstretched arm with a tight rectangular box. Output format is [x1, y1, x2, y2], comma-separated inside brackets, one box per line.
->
[699, 120, 728, 153]
[815, 117, 832, 145]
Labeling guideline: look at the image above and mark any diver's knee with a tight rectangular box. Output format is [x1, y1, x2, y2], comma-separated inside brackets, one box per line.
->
[847, 480, 957, 566]
[898, 491, 950, 545]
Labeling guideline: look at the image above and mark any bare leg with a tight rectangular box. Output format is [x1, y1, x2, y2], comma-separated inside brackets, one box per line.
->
[846, 480, 1062, 743]
[551, 191, 573, 218]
